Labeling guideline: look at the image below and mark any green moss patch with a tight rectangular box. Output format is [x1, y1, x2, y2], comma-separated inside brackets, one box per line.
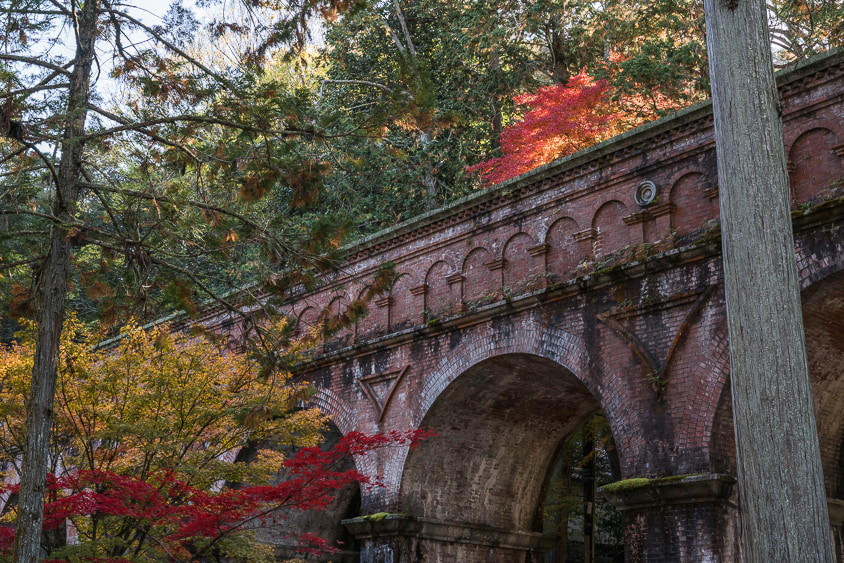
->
[361, 512, 391, 522]
[600, 477, 652, 493]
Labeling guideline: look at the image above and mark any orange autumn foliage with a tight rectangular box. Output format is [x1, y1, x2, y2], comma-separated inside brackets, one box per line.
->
[467, 72, 619, 186]
[469, 57, 693, 187]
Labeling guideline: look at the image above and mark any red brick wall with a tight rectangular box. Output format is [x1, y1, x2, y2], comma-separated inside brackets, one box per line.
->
[196, 50, 844, 563]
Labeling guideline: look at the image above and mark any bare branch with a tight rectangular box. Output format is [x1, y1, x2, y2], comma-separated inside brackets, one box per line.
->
[86, 104, 201, 163]
[0, 146, 28, 167]
[45, 0, 73, 17]
[0, 209, 61, 223]
[0, 55, 72, 77]
[392, 0, 418, 56]
[104, 7, 239, 92]
[80, 112, 292, 141]
[0, 255, 47, 271]
[0, 83, 71, 99]
[379, 16, 406, 54]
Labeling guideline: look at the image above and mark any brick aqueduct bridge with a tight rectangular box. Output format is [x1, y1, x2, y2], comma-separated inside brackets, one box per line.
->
[208, 50, 844, 562]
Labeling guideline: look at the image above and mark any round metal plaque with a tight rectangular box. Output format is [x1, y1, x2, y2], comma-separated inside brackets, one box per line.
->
[635, 180, 658, 207]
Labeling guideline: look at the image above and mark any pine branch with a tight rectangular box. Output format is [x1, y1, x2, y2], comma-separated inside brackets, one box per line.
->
[0, 83, 71, 99]
[0, 55, 72, 77]
[0, 256, 47, 271]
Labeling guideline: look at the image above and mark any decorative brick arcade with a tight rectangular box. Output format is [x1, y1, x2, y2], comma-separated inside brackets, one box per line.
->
[207, 50, 844, 562]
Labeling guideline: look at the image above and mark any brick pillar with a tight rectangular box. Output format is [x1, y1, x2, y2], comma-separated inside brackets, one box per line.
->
[601, 474, 740, 563]
[343, 514, 554, 563]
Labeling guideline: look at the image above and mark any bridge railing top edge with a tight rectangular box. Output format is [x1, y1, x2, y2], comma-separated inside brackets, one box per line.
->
[342, 103, 714, 257]
[341, 46, 844, 262]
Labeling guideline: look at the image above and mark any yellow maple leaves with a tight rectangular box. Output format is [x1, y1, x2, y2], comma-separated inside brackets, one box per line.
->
[0, 317, 328, 489]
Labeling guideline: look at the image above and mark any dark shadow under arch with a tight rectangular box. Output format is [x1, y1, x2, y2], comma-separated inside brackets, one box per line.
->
[802, 268, 844, 499]
[399, 353, 609, 532]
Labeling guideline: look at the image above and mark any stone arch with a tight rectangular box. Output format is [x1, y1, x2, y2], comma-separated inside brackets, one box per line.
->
[462, 246, 497, 305]
[372, 316, 645, 508]
[259, 410, 362, 560]
[400, 354, 600, 532]
[387, 316, 641, 554]
[668, 172, 718, 238]
[310, 387, 358, 436]
[801, 268, 844, 499]
[592, 200, 630, 259]
[424, 259, 455, 319]
[697, 316, 735, 475]
[502, 231, 541, 294]
[309, 386, 382, 488]
[706, 257, 844, 542]
[798, 233, 844, 290]
[788, 127, 843, 206]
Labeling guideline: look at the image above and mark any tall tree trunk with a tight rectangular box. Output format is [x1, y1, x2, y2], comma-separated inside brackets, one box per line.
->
[703, 0, 833, 560]
[553, 444, 573, 563]
[12, 1, 97, 561]
[582, 420, 596, 563]
[489, 47, 502, 152]
[549, 16, 570, 85]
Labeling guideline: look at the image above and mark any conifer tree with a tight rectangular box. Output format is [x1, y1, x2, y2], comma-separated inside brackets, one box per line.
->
[703, 0, 834, 559]
[0, 2, 393, 560]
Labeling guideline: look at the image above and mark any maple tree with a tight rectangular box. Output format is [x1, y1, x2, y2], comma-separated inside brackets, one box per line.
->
[466, 72, 618, 186]
[0, 318, 427, 560]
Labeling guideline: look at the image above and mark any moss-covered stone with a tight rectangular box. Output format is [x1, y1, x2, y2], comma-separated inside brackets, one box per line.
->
[600, 477, 653, 493]
[600, 473, 707, 494]
[361, 512, 392, 522]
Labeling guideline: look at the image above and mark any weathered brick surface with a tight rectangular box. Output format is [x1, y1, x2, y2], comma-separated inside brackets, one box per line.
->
[196, 49, 844, 562]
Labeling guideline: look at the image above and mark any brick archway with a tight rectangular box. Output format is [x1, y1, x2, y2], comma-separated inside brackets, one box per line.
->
[397, 353, 605, 561]
[411, 317, 641, 474]
[803, 269, 844, 502]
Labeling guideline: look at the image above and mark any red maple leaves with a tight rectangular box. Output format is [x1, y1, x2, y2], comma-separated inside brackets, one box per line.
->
[468, 72, 617, 186]
[0, 430, 431, 562]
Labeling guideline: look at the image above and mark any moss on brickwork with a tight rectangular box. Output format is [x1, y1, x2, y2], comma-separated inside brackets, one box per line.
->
[601, 473, 707, 493]
[600, 477, 653, 493]
[361, 512, 397, 522]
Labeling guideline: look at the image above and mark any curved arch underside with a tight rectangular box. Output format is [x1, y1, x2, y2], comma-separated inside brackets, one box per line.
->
[399, 353, 601, 531]
[803, 269, 844, 498]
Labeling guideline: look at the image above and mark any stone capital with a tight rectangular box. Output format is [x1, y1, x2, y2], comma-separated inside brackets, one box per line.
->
[600, 473, 737, 512]
[343, 514, 555, 552]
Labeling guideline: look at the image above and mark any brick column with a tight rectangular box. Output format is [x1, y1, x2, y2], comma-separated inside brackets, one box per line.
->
[601, 474, 740, 563]
[343, 514, 554, 563]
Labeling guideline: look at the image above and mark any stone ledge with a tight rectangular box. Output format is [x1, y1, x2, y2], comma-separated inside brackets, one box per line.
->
[600, 473, 737, 512]
[342, 514, 555, 552]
